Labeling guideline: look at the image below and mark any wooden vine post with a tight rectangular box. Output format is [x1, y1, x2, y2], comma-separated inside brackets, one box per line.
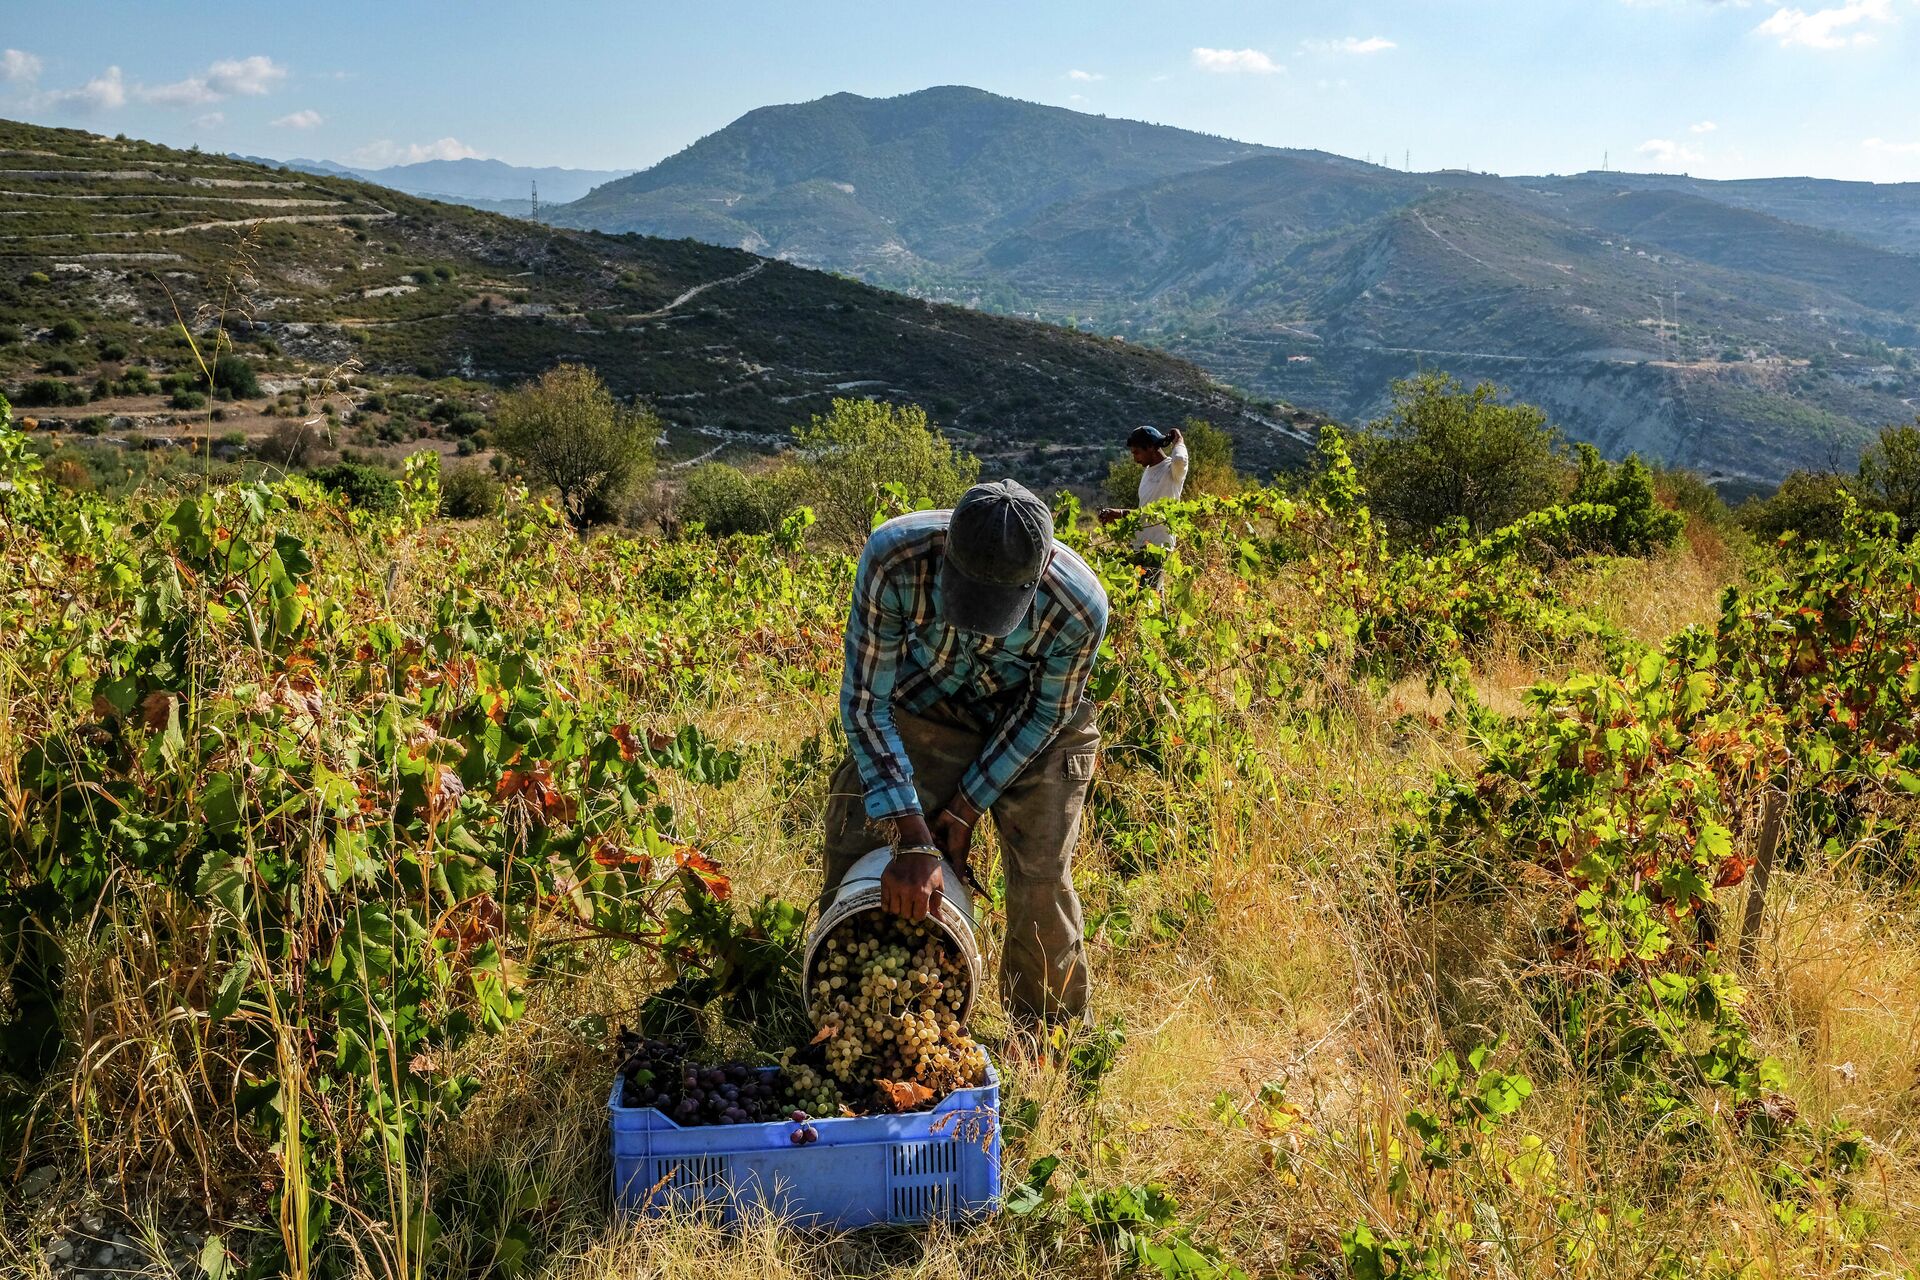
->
[1737, 789, 1786, 972]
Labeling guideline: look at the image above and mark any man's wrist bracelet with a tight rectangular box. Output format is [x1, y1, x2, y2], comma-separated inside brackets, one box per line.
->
[940, 807, 975, 830]
[893, 844, 943, 860]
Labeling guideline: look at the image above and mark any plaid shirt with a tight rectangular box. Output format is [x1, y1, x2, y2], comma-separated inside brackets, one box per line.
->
[841, 510, 1108, 821]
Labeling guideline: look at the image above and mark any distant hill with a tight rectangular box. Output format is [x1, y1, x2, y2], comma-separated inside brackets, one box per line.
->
[547, 85, 1281, 272]
[236, 154, 632, 213]
[6, 118, 1310, 474]
[551, 88, 1920, 484]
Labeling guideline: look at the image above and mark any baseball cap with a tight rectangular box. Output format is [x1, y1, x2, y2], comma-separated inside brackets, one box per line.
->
[939, 480, 1053, 637]
[1128, 425, 1170, 450]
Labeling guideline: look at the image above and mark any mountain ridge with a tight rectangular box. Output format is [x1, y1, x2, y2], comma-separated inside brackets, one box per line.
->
[548, 87, 1919, 483]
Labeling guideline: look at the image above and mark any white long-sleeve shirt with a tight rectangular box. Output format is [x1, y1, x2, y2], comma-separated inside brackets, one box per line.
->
[1135, 439, 1189, 548]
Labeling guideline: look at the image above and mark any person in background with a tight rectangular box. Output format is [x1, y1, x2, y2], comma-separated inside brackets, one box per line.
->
[824, 480, 1108, 1027]
[1098, 424, 1189, 549]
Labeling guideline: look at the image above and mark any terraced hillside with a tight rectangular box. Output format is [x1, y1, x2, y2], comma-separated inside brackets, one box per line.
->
[0, 119, 1312, 478]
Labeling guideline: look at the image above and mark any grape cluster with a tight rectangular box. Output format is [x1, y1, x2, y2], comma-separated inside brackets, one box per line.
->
[783, 1060, 843, 1117]
[613, 1030, 787, 1127]
[806, 913, 988, 1105]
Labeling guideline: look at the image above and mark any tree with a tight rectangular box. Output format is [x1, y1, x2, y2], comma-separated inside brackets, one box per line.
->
[1349, 373, 1564, 540]
[211, 354, 260, 399]
[1101, 417, 1242, 508]
[789, 398, 979, 544]
[1736, 470, 1857, 543]
[1858, 419, 1920, 542]
[1569, 444, 1684, 555]
[492, 364, 656, 529]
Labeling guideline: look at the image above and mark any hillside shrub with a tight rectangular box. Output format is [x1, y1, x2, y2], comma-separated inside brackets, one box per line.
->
[790, 397, 979, 543]
[309, 460, 401, 512]
[1568, 444, 1683, 555]
[212, 354, 261, 399]
[1737, 470, 1857, 543]
[47, 318, 83, 344]
[1858, 420, 1920, 542]
[257, 421, 321, 467]
[1350, 372, 1563, 541]
[439, 463, 502, 519]
[493, 363, 657, 529]
[170, 389, 207, 410]
[679, 460, 806, 537]
[40, 356, 81, 377]
[16, 378, 88, 408]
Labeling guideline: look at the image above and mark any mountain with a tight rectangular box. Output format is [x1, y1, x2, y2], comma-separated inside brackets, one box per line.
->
[553, 88, 1920, 484]
[3, 118, 1309, 475]
[234, 154, 633, 215]
[1523, 171, 1920, 257]
[547, 85, 1280, 273]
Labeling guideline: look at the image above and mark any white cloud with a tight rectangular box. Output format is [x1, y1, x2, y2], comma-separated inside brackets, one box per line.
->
[1191, 47, 1284, 74]
[1638, 137, 1704, 167]
[1066, 69, 1103, 81]
[1753, 0, 1893, 47]
[349, 137, 484, 167]
[272, 109, 324, 129]
[2, 48, 42, 84]
[1690, 120, 1719, 132]
[1302, 36, 1398, 55]
[1863, 136, 1920, 154]
[194, 111, 225, 129]
[45, 65, 126, 113]
[138, 54, 287, 106]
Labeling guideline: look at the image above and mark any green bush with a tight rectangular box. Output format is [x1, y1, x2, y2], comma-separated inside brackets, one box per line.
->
[308, 461, 401, 512]
[439, 464, 502, 519]
[48, 319, 83, 344]
[170, 390, 208, 410]
[40, 356, 81, 377]
[1736, 470, 1857, 543]
[16, 379, 88, 408]
[1568, 444, 1684, 556]
[790, 397, 979, 543]
[0, 325, 20, 346]
[212, 355, 261, 399]
[679, 461, 806, 537]
[1349, 372, 1564, 541]
[96, 340, 128, 362]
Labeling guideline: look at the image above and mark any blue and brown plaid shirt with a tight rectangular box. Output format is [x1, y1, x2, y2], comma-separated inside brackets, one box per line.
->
[841, 509, 1109, 821]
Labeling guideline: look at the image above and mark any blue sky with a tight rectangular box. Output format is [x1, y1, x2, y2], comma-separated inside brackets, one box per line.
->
[3, 0, 1917, 182]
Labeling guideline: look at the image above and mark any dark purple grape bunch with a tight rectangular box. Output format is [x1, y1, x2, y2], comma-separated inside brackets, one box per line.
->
[787, 1110, 821, 1145]
[613, 1026, 788, 1127]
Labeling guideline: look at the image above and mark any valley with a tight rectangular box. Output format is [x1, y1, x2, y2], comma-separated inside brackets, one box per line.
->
[546, 87, 1920, 484]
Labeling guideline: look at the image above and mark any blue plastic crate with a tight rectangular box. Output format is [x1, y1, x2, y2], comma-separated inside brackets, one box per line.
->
[609, 1063, 1001, 1228]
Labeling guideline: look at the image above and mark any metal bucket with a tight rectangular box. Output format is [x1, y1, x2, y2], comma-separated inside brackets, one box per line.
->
[804, 847, 986, 1024]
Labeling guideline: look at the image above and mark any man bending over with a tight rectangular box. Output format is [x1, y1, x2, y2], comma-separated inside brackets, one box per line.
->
[823, 480, 1108, 1025]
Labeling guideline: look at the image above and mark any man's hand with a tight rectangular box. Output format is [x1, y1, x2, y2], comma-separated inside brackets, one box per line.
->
[1168, 426, 1183, 446]
[932, 795, 978, 862]
[1097, 507, 1125, 525]
[881, 852, 943, 922]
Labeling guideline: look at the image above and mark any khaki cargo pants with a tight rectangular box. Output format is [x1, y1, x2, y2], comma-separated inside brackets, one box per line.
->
[822, 700, 1099, 1025]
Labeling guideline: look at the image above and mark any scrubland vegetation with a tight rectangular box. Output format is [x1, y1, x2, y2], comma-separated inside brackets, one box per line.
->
[3, 364, 1917, 1280]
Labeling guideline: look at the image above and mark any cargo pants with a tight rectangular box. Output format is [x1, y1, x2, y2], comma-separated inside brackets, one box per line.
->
[822, 700, 1099, 1025]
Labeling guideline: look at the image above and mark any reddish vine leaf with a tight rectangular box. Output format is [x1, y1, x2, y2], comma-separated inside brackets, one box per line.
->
[674, 846, 732, 900]
[875, 1079, 935, 1111]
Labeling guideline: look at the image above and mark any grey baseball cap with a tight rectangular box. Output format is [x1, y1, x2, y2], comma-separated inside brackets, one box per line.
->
[939, 480, 1053, 637]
